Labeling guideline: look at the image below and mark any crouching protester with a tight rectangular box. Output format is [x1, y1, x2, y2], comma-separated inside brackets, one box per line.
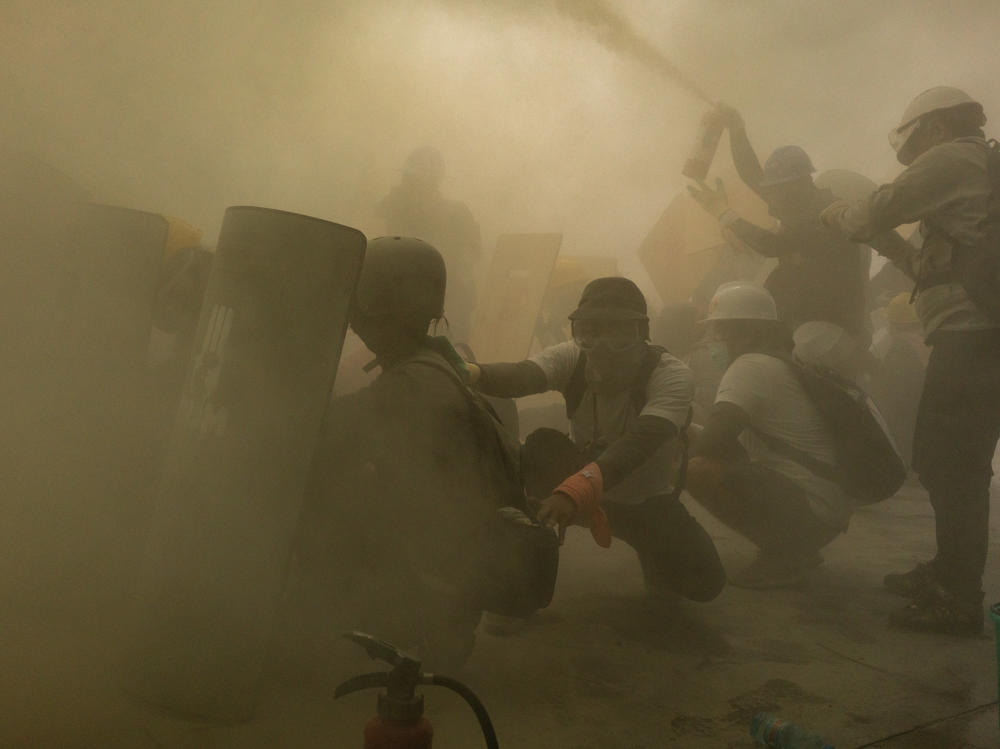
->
[821, 87, 1000, 634]
[296, 237, 556, 670]
[467, 277, 727, 603]
[685, 283, 852, 589]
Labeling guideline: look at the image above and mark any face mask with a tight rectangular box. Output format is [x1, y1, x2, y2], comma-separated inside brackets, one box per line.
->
[584, 342, 646, 394]
[708, 341, 730, 369]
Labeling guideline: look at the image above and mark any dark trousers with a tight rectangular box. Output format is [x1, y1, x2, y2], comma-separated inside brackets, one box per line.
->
[521, 428, 726, 602]
[913, 329, 1000, 599]
[603, 495, 726, 602]
[693, 460, 841, 558]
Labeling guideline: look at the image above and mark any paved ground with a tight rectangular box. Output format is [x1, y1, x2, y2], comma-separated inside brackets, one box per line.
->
[3, 477, 1000, 747]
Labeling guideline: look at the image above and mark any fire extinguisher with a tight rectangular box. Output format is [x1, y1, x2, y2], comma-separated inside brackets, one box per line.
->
[335, 632, 500, 749]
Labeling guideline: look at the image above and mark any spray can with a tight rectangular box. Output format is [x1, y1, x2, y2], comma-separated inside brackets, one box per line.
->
[682, 110, 724, 181]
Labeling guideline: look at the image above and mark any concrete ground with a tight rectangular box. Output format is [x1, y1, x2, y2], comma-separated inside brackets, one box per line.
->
[4, 479, 1000, 747]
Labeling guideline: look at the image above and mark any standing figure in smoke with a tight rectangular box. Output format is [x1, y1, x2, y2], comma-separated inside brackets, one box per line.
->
[687, 104, 870, 373]
[685, 283, 852, 588]
[299, 237, 540, 668]
[467, 277, 727, 603]
[822, 86, 999, 635]
[377, 146, 481, 342]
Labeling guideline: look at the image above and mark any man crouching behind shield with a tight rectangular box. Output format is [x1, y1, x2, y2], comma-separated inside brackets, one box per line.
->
[297, 236, 556, 670]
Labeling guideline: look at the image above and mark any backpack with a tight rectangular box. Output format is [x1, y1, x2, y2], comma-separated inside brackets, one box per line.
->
[751, 356, 907, 505]
[930, 138, 1000, 321]
[563, 345, 693, 501]
[403, 352, 559, 616]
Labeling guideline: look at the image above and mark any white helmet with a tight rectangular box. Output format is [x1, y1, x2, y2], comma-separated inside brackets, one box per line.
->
[703, 282, 777, 322]
[889, 86, 984, 160]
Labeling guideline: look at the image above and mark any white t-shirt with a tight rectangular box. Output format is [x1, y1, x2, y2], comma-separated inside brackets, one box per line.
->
[529, 341, 693, 505]
[714, 352, 851, 528]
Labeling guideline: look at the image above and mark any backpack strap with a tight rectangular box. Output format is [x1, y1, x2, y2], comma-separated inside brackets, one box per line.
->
[402, 352, 504, 423]
[667, 405, 694, 502]
[747, 354, 844, 487]
[564, 351, 589, 420]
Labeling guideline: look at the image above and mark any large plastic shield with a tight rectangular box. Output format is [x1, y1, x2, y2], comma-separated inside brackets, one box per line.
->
[127, 207, 365, 721]
[468, 233, 561, 362]
[0, 204, 167, 613]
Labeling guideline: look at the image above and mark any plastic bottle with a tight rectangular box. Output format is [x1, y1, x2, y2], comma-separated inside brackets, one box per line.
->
[750, 713, 835, 749]
[681, 111, 724, 181]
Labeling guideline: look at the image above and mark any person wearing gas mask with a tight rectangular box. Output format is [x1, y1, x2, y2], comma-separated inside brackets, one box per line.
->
[467, 277, 726, 603]
[686, 104, 870, 361]
[821, 86, 1000, 635]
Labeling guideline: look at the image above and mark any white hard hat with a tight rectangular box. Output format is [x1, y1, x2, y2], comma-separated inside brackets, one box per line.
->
[889, 86, 983, 157]
[703, 282, 777, 322]
[792, 321, 858, 379]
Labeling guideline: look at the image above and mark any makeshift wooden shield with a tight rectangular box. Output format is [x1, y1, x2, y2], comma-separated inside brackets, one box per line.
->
[639, 168, 772, 306]
[467, 233, 562, 362]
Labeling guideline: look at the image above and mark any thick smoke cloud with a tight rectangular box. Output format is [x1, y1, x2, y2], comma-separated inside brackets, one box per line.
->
[3, 0, 999, 299]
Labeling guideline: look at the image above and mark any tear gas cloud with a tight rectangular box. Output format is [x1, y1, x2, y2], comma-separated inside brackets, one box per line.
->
[5, 0, 999, 300]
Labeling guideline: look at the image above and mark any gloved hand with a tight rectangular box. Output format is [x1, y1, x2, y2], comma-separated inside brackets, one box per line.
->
[819, 199, 850, 228]
[704, 102, 745, 132]
[464, 361, 482, 384]
[541, 463, 612, 548]
[688, 178, 731, 219]
[537, 493, 577, 544]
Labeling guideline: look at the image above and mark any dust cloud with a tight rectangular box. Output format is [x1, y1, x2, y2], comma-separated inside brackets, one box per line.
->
[5, 0, 996, 292]
[2, 0, 1000, 742]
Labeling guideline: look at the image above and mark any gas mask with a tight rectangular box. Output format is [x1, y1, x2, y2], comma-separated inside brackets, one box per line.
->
[572, 319, 646, 394]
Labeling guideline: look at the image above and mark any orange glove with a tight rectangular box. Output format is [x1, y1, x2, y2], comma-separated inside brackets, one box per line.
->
[553, 462, 612, 548]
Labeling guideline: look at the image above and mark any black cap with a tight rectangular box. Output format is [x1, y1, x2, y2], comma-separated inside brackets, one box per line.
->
[569, 277, 648, 321]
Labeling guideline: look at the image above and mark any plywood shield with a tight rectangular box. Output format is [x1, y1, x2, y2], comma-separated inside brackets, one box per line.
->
[127, 207, 366, 722]
[467, 233, 562, 362]
[639, 169, 772, 306]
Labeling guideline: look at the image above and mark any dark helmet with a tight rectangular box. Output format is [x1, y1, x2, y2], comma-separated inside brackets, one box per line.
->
[569, 277, 648, 321]
[354, 236, 447, 323]
[759, 145, 815, 187]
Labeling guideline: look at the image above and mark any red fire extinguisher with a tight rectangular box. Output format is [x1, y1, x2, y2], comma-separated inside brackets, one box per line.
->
[335, 632, 500, 749]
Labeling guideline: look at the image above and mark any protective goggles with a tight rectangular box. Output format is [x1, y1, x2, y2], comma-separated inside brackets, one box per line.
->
[571, 319, 643, 352]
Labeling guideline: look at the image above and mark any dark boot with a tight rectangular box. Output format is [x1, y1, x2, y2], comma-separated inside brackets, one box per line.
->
[888, 583, 984, 636]
[883, 560, 938, 598]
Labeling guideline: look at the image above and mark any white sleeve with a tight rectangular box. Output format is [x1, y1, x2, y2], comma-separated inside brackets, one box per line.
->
[714, 355, 773, 419]
[528, 341, 582, 393]
[641, 354, 695, 430]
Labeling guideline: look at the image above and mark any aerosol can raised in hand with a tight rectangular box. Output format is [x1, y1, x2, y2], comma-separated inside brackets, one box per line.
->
[682, 109, 724, 181]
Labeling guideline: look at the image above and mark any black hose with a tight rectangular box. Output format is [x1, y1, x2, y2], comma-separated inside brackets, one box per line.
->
[430, 675, 500, 749]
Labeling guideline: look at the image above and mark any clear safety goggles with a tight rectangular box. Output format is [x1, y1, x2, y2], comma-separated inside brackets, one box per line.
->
[571, 319, 643, 352]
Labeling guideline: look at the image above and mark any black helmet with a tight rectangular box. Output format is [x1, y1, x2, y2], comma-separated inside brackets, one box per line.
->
[354, 236, 447, 323]
[569, 277, 648, 321]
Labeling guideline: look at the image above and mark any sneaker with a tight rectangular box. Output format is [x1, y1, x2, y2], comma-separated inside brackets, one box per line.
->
[729, 552, 810, 589]
[888, 584, 984, 636]
[883, 561, 937, 598]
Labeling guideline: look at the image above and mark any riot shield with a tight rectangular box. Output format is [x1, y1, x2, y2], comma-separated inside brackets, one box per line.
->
[468, 233, 561, 362]
[0, 202, 167, 617]
[127, 207, 365, 721]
